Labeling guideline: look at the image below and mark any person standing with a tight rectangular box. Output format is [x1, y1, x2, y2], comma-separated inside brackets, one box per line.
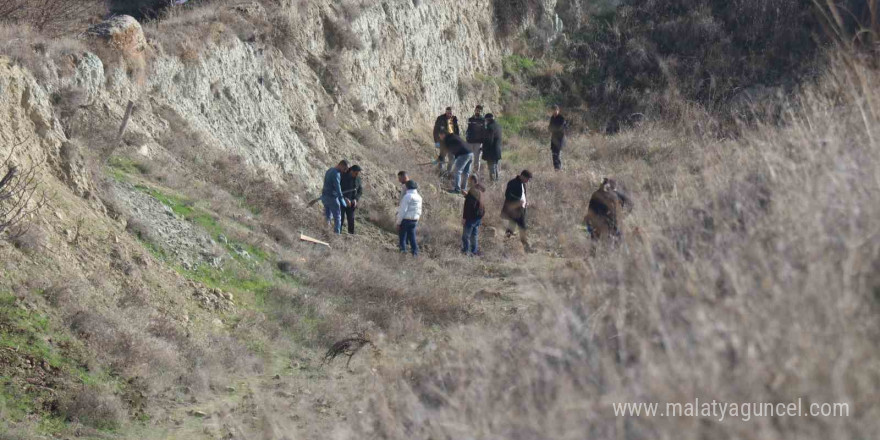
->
[461, 175, 485, 256]
[321, 160, 350, 234]
[441, 132, 473, 194]
[340, 165, 363, 234]
[502, 170, 533, 251]
[482, 113, 502, 182]
[465, 105, 487, 174]
[396, 180, 423, 256]
[433, 107, 460, 174]
[548, 105, 568, 171]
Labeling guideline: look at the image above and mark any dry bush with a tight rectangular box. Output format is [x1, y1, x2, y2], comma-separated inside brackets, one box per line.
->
[59, 384, 128, 430]
[561, 0, 821, 125]
[492, 0, 544, 36]
[323, 16, 364, 51]
[302, 245, 473, 340]
[0, 0, 103, 35]
[346, 55, 880, 439]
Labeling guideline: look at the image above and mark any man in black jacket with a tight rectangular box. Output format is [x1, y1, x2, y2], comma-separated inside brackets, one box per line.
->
[548, 105, 568, 171]
[433, 107, 459, 174]
[502, 170, 533, 251]
[441, 132, 473, 193]
[465, 105, 487, 174]
[482, 113, 502, 182]
[340, 165, 363, 234]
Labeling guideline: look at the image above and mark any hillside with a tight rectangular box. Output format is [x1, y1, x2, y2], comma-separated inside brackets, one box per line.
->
[1, 1, 879, 439]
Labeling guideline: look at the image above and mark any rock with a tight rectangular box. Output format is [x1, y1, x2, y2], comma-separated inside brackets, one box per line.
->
[484, 227, 498, 239]
[224, 386, 236, 393]
[86, 15, 149, 82]
[189, 410, 207, 418]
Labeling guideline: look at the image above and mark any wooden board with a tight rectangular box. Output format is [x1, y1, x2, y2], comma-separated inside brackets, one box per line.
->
[300, 233, 330, 248]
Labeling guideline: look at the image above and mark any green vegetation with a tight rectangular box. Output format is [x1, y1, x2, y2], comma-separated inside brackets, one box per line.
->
[498, 97, 548, 136]
[107, 156, 150, 181]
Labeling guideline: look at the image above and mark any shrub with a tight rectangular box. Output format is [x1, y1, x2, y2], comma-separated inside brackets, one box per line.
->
[0, 0, 104, 35]
[560, 0, 821, 125]
[58, 384, 128, 430]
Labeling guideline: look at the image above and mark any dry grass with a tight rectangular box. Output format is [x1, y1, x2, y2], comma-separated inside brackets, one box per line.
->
[344, 55, 880, 439]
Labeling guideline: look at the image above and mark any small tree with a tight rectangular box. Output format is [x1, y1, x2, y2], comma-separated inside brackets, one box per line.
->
[0, 138, 44, 239]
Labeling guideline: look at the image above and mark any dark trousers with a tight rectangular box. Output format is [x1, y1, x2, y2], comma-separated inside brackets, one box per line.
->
[551, 137, 565, 170]
[398, 219, 418, 256]
[341, 206, 356, 234]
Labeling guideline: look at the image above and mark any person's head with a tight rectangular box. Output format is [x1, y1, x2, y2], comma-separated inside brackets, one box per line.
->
[601, 177, 617, 192]
[337, 160, 350, 172]
[397, 171, 409, 184]
[485, 113, 494, 122]
[474, 104, 483, 117]
[551, 104, 560, 116]
[349, 164, 362, 177]
[445, 106, 453, 117]
[406, 180, 419, 191]
[520, 169, 533, 183]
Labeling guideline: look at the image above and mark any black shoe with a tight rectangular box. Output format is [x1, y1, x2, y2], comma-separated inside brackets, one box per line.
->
[448, 189, 461, 194]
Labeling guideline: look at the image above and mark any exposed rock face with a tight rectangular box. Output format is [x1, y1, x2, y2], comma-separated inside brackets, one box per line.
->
[0, 58, 67, 183]
[2, 1, 555, 192]
[84, 1, 508, 186]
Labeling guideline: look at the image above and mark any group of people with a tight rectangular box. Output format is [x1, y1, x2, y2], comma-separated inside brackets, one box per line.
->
[391, 169, 533, 256]
[433, 104, 504, 186]
[318, 103, 625, 257]
[320, 160, 363, 235]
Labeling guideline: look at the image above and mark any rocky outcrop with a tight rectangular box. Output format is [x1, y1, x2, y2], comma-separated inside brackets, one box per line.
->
[3, 0, 557, 192]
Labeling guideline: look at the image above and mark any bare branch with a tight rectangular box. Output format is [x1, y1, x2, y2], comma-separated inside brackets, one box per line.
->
[1, 136, 45, 239]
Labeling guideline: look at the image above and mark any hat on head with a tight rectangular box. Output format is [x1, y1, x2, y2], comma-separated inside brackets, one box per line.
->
[485, 113, 494, 119]
[406, 180, 419, 190]
[350, 165, 362, 172]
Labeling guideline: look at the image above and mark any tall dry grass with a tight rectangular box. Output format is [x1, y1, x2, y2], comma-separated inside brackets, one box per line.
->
[343, 54, 880, 439]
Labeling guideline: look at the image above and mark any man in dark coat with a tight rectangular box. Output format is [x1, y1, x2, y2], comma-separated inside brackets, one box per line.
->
[502, 170, 533, 251]
[585, 178, 632, 240]
[461, 175, 485, 256]
[321, 160, 350, 234]
[465, 105, 487, 174]
[433, 107, 460, 174]
[340, 165, 363, 234]
[548, 104, 568, 171]
[482, 113, 502, 182]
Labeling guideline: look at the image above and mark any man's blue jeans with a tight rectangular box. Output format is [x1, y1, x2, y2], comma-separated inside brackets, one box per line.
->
[322, 198, 343, 234]
[398, 219, 418, 256]
[453, 153, 473, 192]
[461, 218, 481, 255]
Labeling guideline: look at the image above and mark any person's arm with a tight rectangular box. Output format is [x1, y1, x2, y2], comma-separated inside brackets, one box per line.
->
[433, 118, 441, 143]
[396, 193, 407, 226]
[453, 117, 460, 136]
[335, 171, 347, 208]
[355, 178, 363, 201]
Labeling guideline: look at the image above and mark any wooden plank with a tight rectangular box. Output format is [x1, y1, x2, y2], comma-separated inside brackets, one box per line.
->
[300, 233, 330, 248]
[117, 100, 134, 140]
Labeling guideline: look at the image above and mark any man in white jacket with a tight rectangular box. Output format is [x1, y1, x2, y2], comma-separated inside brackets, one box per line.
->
[396, 180, 423, 256]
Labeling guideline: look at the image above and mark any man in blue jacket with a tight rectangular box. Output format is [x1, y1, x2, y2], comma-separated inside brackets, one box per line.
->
[321, 160, 350, 234]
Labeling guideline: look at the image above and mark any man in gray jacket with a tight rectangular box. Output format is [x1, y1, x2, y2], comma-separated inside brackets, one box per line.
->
[321, 160, 350, 234]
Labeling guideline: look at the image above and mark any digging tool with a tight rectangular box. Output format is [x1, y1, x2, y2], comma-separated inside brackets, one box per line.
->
[306, 188, 358, 207]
